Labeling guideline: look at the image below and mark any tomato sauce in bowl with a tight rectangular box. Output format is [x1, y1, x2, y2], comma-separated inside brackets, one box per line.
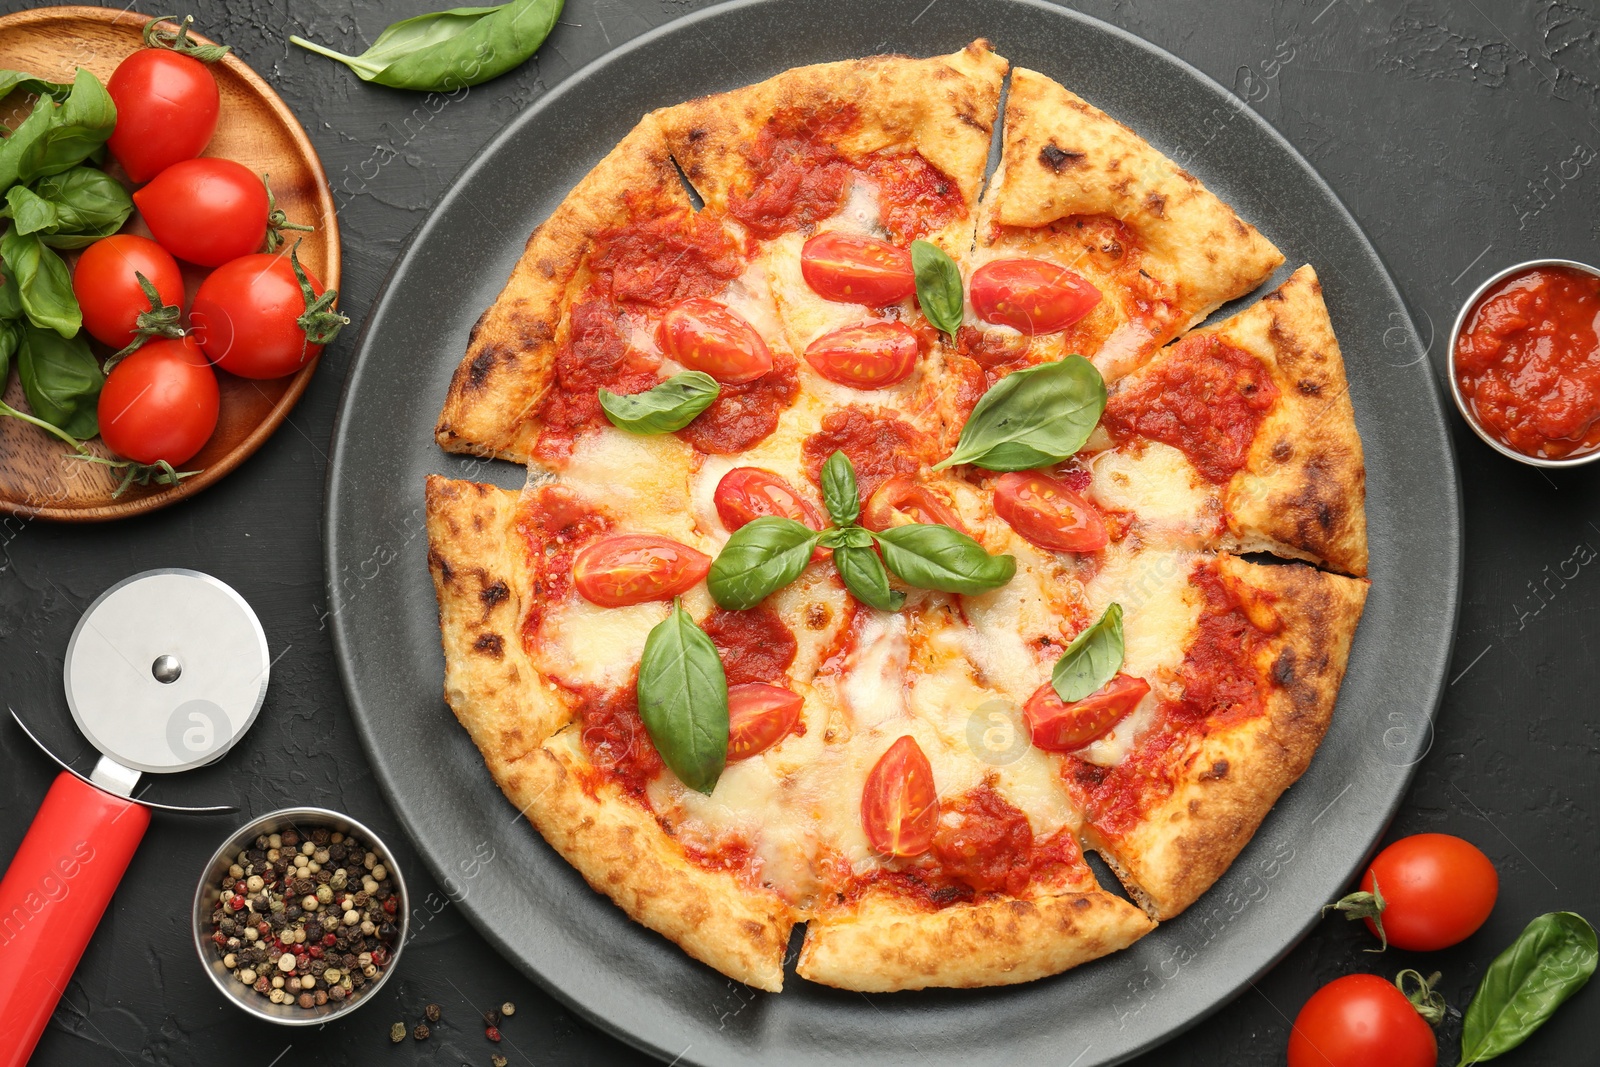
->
[1451, 261, 1600, 464]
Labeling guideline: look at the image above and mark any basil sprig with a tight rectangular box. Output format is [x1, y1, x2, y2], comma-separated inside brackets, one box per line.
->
[828, 526, 905, 611]
[1052, 603, 1125, 702]
[707, 517, 820, 610]
[1457, 912, 1596, 1065]
[0, 68, 116, 192]
[934, 356, 1107, 472]
[874, 523, 1016, 595]
[4, 167, 134, 249]
[911, 239, 963, 340]
[599, 371, 720, 434]
[291, 0, 565, 92]
[706, 450, 1014, 610]
[821, 449, 860, 526]
[1, 228, 80, 338]
[637, 599, 729, 795]
[16, 323, 102, 440]
[0, 71, 74, 104]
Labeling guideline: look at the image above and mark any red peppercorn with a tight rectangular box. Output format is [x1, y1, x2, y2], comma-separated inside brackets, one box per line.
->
[211, 932, 226, 946]
[235, 881, 248, 893]
[371, 947, 387, 966]
[382, 898, 397, 915]
[272, 938, 285, 953]
[322, 933, 337, 946]
[229, 895, 245, 910]
[308, 946, 323, 959]
[485, 1026, 502, 1043]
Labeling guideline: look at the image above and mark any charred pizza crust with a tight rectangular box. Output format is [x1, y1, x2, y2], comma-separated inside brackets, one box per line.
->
[434, 114, 693, 461]
[976, 68, 1285, 380]
[797, 884, 1153, 992]
[1081, 554, 1369, 920]
[426, 475, 796, 990]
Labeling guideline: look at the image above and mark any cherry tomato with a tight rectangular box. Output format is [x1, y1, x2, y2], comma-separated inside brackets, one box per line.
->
[71, 235, 184, 349]
[571, 535, 711, 607]
[1287, 974, 1437, 1067]
[713, 467, 824, 532]
[97, 337, 219, 466]
[1024, 673, 1150, 751]
[190, 253, 332, 379]
[861, 475, 968, 533]
[970, 258, 1102, 335]
[1358, 834, 1498, 951]
[726, 683, 803, 761]
[804, 321, 919, 389]
[106, 49, 219, 183]
[134, 158, 268, 266]
[861, 735, 938, 857]
[800, 231, 916, 305]
[993, 471, 1109, 553]
[657, 298, 772, 384]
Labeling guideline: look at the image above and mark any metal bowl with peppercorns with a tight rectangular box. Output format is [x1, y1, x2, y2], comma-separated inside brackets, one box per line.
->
[191, 806, 409, 1024]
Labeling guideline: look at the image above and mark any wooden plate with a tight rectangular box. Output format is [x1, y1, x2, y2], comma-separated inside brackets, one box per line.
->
[0, 6, 340, 522]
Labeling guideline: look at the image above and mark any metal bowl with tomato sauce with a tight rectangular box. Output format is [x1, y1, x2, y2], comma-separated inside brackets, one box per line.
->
[1448, 257, 1600, 468]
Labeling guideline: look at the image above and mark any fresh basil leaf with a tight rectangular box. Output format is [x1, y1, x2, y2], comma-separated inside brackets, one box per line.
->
[599, 371, 719, 434]
[0, 320, 17, 378]
[636, 599, 728, 795]
[0, 71, 75, 103]
[873, 523, 1015, 595]
[934, 355, 1107, 472]
[1052, 603, 1124, 702]
[911, 239, 963, 338]
[12, 68, 117, 186]
[0, 94, 58, 192]
[17, 323, 101, 439]
[1, 229, 80, 338]
[0, 270, 21, 320]
[18, 167, 134, 248]
[707, 516, 819, 610]
[290, 0, 565, 92]
[835, 542, 905, 611]
[821, 449, 860, 526]
[1458, 911, 1597, 1065]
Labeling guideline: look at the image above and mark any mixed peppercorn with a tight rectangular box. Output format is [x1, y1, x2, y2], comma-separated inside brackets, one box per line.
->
[207, 825, 399, 1009]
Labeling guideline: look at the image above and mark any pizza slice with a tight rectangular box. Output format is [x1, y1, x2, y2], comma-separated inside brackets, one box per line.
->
[1088, 265, 1368, 576]
[970, 68, 1284, 383]
[1061, 552, 1368, 920]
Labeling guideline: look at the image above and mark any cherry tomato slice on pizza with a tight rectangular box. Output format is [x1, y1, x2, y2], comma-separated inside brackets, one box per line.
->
[861, 475, 968, 534]
[657, 298, 773, 384]
[1024, 673, 1150, 751]
[970, 258, 1102, 335]
[993, 471, 1109, 553]
[713, 467, 825, 532]
[1287, 974, 1438, 1067]
[106, 48, 220, 183]
[861, 735, 939, 857]
[571, 535, 712, 607]
[804, 321, 919, 389]
[726, 683, 804, 762]
[133, 157, 268, 267]
[800, 231, 916, 306]
[1350, 834, 1499, 952]
[72, 235, 184, 350]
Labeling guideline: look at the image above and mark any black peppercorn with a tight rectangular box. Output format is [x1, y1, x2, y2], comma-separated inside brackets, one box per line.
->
[483, 1008, 500, 1027]
[329, 843, 347, 862]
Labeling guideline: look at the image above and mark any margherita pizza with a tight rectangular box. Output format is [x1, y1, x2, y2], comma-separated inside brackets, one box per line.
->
[424, 41, 1369, 994]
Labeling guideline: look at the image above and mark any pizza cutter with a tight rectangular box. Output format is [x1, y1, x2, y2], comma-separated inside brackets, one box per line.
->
[0, 570, 269, 1067]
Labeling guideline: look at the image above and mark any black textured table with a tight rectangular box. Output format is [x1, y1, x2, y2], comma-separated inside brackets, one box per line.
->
[4, 1, 1597, 1064]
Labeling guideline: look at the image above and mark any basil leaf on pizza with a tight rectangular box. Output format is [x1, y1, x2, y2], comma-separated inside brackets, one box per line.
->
[834, 541, 905, 612]
[934, 356, 1107, 472]
[873, 523, 1015, 594]
[599, 371, 720, 434]
[637, 599, 729, 795]
[911, 239, 963, 339]
[1052, 603, 1124, 702]
[707, 516, 820, 610]
[821, 449, 860, 526]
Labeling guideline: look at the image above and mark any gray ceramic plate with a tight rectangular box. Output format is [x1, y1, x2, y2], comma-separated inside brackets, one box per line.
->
[326, 1, 1461, 1063]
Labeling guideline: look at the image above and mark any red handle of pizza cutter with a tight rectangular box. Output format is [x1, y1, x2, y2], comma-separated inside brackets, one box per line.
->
[0, 772, 150, 1067]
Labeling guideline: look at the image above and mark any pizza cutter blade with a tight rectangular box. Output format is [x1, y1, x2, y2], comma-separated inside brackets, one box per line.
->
[0, 570, 268, 1067]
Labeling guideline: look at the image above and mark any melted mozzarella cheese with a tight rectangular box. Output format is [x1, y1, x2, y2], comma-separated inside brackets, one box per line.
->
[1088, 440, 1220, 547]
[536, 598, 667, 690]
[558, 425, 701, 543]
[838, 609, 909, 734]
